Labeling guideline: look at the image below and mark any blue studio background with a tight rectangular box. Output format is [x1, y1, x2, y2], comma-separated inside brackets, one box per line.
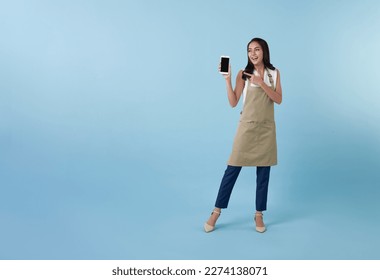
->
[1, 0, 380, 259]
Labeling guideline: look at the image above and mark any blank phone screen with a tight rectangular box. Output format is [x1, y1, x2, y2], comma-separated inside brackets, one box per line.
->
[221, 57, 229, 73]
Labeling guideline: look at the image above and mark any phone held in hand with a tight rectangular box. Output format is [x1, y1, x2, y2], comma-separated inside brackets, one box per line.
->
[220, 56, 229, 74]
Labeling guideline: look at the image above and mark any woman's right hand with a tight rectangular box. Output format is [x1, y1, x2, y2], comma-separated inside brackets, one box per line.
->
[218, 63, 231, 80]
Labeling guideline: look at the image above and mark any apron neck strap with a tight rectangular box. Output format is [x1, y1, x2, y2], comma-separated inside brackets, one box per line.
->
[266, 68, 275, 90]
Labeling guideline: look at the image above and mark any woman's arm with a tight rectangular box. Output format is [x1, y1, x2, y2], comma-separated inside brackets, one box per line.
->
[222, 66, 245, 108]
[261, 70, 282, 104]
[245, 69, 283, 105]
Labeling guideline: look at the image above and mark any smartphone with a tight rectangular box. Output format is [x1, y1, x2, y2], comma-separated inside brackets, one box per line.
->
[220, 56, 230, 74]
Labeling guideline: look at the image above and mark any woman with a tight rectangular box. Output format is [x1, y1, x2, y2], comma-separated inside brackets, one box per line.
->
[204, 37, 282, 233]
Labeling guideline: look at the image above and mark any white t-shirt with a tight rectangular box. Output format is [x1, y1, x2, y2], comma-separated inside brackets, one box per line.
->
[242, 68, 278, 105]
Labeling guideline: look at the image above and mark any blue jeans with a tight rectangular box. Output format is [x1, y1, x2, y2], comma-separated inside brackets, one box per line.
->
[214, 165, 271, 211]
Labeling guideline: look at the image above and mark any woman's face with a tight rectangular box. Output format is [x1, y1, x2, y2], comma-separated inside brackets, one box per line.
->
[248, 41, 263, 66]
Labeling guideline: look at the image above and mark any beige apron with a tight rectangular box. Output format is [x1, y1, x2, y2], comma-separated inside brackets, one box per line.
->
[228, 69, 277, 166]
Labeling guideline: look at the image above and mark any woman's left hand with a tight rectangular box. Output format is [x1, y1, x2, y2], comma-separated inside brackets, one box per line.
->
[243, 72, 264, 87]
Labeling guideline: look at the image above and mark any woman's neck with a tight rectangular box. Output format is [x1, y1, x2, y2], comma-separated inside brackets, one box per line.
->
[255, 64, 265, 76]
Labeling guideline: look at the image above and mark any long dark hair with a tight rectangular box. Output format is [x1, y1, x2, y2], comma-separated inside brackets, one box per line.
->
[242, 38, 275, 80]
